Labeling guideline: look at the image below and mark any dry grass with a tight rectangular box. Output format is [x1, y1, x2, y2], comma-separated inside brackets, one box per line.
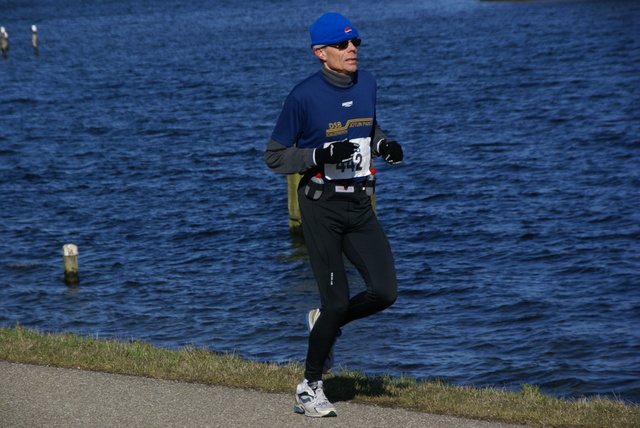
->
[1, 325, 638, 428]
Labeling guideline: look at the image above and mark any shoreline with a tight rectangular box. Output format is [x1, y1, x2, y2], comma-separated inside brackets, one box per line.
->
[0, 360, 535, 428]
[1, 326, 638, 427]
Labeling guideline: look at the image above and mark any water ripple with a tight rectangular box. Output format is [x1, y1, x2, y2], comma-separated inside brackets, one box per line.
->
[1, 0, 639, 403]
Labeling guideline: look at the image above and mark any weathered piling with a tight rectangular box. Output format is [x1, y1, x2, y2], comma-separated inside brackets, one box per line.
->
[0, 27, 9, 59]
[287, 174, 303, 236]
[63, 244, 79, 286]
[31, 25, 38, 56]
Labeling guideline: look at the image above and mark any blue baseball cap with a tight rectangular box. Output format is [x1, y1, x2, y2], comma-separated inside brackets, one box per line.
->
[310, 13, 359, 47]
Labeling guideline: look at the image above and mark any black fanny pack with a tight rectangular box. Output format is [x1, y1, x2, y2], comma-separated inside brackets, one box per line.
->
[303, 174, 375, 201]
[327, 181, 373, 201]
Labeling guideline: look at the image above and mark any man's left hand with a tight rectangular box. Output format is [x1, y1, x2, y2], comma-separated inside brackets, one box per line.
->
[378, 139, 403, 164]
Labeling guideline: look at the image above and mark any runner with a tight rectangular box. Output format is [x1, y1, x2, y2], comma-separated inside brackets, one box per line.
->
[265, 12, 404, 418]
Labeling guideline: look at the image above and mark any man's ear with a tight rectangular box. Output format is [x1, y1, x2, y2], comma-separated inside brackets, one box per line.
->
[313, 47, 327, 62]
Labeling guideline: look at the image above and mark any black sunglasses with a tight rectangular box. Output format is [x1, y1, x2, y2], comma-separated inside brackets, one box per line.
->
[326, 38, 361, 50]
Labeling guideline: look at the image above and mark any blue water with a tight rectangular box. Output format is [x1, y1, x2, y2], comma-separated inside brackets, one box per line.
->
[2, 0, 639, 403]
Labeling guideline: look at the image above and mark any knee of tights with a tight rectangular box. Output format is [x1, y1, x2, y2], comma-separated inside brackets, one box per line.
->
[322, 302, 349, 321]
[375, 290, 397, 310]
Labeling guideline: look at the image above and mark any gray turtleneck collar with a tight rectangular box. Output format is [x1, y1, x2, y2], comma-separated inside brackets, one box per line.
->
[321, 67, 355, 88]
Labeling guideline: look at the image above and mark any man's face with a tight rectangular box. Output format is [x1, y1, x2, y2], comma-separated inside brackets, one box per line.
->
[315, 39, 359, 75]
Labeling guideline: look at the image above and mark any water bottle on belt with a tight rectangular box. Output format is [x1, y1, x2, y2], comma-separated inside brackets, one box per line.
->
[305, 173, 324, 200]
[365, 168, 376, 196]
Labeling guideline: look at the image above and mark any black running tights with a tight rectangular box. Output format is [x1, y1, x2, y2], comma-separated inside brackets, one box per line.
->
[298, 188, 398, 383]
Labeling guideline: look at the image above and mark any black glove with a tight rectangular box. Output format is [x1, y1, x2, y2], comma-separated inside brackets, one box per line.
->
[378, 139, 403, 164]
[315, 140, 359, 164]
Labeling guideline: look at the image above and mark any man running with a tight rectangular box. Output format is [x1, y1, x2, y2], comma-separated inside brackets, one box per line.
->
[265, 12, 404, 417]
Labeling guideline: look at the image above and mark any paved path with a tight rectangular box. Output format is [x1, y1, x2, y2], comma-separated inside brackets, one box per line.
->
[0, 361, 534, 428]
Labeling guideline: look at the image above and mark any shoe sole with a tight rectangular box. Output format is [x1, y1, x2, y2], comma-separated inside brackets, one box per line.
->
[306, 309, 321, 331]
[293, 404, 337, 418]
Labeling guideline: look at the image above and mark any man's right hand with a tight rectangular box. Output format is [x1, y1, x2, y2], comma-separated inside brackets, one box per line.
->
[315, 140, 359, 164]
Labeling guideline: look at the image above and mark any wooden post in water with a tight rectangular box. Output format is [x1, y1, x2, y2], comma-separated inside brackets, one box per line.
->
[0, 27, 8, 60]
[287, 174, 302, 236]
[63, 244, 79, 286]
[31, 25, 38, 56]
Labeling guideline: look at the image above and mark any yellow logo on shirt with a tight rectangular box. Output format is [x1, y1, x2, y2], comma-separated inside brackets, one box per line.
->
[326, 118, 373, 137]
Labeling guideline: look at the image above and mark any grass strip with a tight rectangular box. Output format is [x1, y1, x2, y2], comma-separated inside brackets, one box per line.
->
[1, 325, 638, 428]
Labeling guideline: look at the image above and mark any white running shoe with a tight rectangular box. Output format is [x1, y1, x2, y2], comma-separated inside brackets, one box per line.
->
[306, 309, 340, 374]
[306, 308, 321, 331]
[293, 380, 337, 417]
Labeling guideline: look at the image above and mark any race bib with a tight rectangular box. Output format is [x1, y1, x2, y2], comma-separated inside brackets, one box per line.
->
[323, 137, 371, 181]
